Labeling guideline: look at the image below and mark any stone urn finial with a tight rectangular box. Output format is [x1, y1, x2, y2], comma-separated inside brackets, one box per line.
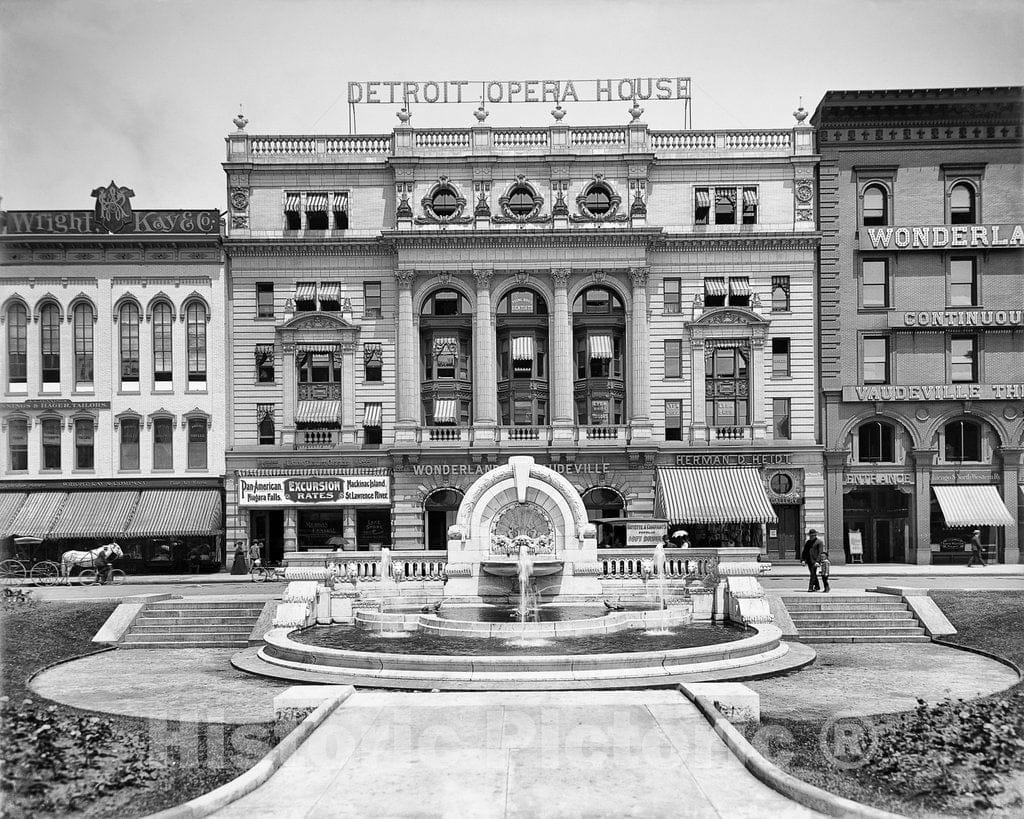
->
[628, 98, 644, 121]
[474, 103, 489, 123]
[793, 96, 808, 124]
[551, 103, 566, 122]
[396, 107, 412, 124]
[233, 107, 248, 131]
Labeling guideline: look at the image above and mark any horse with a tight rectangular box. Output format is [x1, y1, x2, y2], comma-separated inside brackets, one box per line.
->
[60, 543, 124, 578]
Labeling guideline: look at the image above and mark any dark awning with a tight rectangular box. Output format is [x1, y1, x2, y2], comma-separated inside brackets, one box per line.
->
[656, 468, 777, 524]
[126, 490, 221, 538]
[48, 491, 139, 539]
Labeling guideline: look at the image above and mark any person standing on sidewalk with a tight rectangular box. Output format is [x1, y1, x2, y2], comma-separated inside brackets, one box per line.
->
[967, 529, 987, 567]
[801, 529, 823, 592]
[817, 537, 831, 593]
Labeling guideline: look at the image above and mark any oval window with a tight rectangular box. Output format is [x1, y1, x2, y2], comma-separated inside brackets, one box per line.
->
[431, 187, 458, 218]
[584, 186, 612, 215]
[507, 186, 535, 217]
[770, 473, 793, 494]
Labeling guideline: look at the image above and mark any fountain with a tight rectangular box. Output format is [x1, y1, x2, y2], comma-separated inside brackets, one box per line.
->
[516, 544, 535, 625]
[652, 540, 667, 610]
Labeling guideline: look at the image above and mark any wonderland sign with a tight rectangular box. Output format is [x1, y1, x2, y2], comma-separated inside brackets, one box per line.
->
[860, 224, 1024, 251]
[347, 77, 691, 105]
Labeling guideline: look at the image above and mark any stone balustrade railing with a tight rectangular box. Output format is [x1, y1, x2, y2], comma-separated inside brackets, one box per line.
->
[597, 548, 718, 580]
[322, 550, 448, 581]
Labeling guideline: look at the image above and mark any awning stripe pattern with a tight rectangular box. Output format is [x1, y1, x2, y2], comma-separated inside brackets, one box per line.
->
[0, 493, 27, 532]
[333, 192, 348, 212]
[743, 189, 759, 206]
[433, 399, 458, 425]
[932, 485, 1014, 527]
[295, 400, 341, 424]
[127, 490, 222, 538]
[433, 337, 457, 352]
[297, 344, 338, 354]
[695, 190, 711, 207]
[511, 336, 535, 361]
[48, 491, 139, 539]
[655, 468, 778, 524]
[704, 278, 728, 297]
[318, 282, 341, 302]
[729, 277, 752, 297]
[588, 335, 614, 360]
[294, 283, 316, 301]
[306, 192, 328, 211]
[363, 403, 382, 428]
[285, 193, 301, 211]
[9, 492, 66, 539]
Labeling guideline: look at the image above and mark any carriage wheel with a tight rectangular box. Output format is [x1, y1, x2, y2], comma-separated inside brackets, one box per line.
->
[109, 569, 127, 585]
[0, 559, 27, 586]
[30, 561, 61, 586]
[78, 569, 98, 586]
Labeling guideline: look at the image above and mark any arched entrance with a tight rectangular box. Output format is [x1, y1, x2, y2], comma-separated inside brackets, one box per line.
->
[843, 487, 910, 562]
[582, 486, 625, 547]
[424, 488, 463, 551]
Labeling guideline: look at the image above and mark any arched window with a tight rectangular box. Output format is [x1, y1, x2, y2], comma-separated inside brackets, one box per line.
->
[73, 303, 94, 388]
[40, 303, 61, 387]
[944, 420, 982, 462]
[40, 417, 61, 470]
[420, 289, 468, 316]
[152, 302, 173, 384]
[119, 302, 140, 388]
[258, 408, 276, 446]
[152, 417, 174, 470]
[7, 417, 28, 471]
[862, 184, 888, 226]
[496, 289, 549, 427]
[119, 416, 140, 470]
[187, 417, 208, 469]
[6, 302, 28, 389]
[497, 289, 547, 315]
[74, 418, 94, 470]
[424, 488, 464, 551]
[949, 183, 976, 224]
[186, 302, 207, 386]
[857, 420, 895, 463]
[572, 287, 627, 425]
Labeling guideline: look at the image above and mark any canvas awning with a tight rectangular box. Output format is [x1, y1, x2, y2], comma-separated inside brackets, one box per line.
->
[704, 278, 728, 297]
[655, 468, 777, 524]
[294, 282, 316, 301]
[695, 190, 711, 207]
[318, 282, 340, 302]
[932, 485, 1014, 527]
[588, 335, 613, 360]
[305, 192, 328, 211]
[126, 490, 222, 538]
[511, 336, 535, 361]
[0, 493, 27, 533]
[284, 193, 301, 211]
[295, 400, 341, 425]
[729, 277, 751, 297]
[297, 344, 337, 354]
[363, 403, 382, 428]
[48, 491, 139, 540]
[333, 192, 348, 212]
[433, 337, 457, 352]
[8, 492, 66, 539]
[433, 399, 458, 425]
[743, 189, 759, 206]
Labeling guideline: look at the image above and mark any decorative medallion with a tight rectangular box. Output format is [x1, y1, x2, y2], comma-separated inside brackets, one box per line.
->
[494, 176, 547, 223]
[571, 175, 627, 223]
[91, 180, 135, 233]
[230, 187, 250, 212]
[416, 177, 472, 225]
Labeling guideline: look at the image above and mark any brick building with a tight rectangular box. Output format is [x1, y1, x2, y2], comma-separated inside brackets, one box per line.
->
[813, 87, 1024, 565]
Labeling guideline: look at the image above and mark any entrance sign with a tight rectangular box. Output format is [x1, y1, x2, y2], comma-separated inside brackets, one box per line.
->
[347, 77, 691, 105]
[239, 476, 390, 506]
[848, 530, 864, 556]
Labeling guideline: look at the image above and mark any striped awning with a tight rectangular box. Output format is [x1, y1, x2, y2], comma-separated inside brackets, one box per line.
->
[295, 400, 341, 424]
[306, 192, 328, 211]
[318, 282, 341, 302]
[704, 278, 728, 297]
[127, 490, 222, 538]
[588, 335, 613, 360]
[363, 403, 382, 428]
[433, 399, 458, 425]
[655, 468, 777, 524]
[695, 190, 711, 207]
[743, 189, 759, 206]
[285, 193, 301, 211]
[433, 337, 457, 352]
[0, 493, 27, 532]
[48, 491, 139, 539]
[8, 492, 66, 539]
[511, 336, 535, 361]
[294, 282, 316, 301]
[729, 277, 751, 297]
[933, 485, 1014, 527]
[333, 192, 348, 212]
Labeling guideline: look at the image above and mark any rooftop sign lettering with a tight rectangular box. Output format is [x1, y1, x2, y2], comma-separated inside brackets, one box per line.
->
[347, 77, 691, 105]
[898, 310, 1023, 328]
[861, 224, 1024, 251]
[843, 384, 1024, 402]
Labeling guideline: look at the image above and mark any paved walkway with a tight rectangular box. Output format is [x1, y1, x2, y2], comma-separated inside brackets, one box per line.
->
[212, 690, 823, 818]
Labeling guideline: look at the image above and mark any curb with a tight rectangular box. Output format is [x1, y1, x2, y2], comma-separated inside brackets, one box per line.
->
[931, 637, 1023, 679]
[144, 686, 354, 819]
[679, 685, 903, 819]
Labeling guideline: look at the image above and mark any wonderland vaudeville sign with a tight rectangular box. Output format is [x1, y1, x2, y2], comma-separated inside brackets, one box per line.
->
[347, 77, 691, 105]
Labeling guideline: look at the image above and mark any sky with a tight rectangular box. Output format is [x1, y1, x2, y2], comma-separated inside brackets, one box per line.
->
[1, 0, 1021, 212]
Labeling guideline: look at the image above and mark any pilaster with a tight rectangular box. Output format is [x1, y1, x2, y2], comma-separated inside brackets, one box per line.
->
[911, 448, 937, 565]
[472, 268, 497, 440]
[281, 341, 296, 449]
[998, 447, 1022, 564]
[550, 267, 574, 435]
[395, 270, 418, 441]
[628, 266, 652, 439]
[823, 449, 848, 565]
[341, 341, 356, 443]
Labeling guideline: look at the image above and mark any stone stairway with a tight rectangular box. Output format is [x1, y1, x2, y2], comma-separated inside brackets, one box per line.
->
[781, 593, 930, 643]
[121, 598, 266, 649]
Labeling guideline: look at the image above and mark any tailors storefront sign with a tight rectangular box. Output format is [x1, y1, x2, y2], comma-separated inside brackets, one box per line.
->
[843, 384, 1024, 402]
[239, 476, 390, 506]
[860, 224, 1024, 251]
[347, 77, 691, 105]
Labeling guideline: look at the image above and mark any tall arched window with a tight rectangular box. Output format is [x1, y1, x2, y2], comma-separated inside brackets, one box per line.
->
[949, 183, 977, 224]
[40, 303, 61, 389]
[862, 184, 888, 226]
[119, 302, 140, 389]
[6, 303, 28, 390]
[944, 420, 982, 462]
[75, 418, 95, 470]
[40, 417, 61, 470]
[573, 287, 626, 426]
[419, 289, 472, 426]
[153, 417, 174, 470]
[152, 302, 173, 385]
[496, 288, 549, 426]
[186, 302, 207, 387]
[857, 420, 895, 462]
[73, 303, 94, 389]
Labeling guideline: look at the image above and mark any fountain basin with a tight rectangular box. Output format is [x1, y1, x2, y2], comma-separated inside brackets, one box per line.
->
[480, 558, 564, 577]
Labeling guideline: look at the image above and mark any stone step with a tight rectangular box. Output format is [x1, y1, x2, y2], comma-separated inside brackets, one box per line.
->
[796, 625, 925, 637]
[787, 609, 916, 621]
[780, 595, 903, 604]
[137, 613, 262, 623]
[119, 639, 248, 649]
[792, 619, 919, 630]
[146, 601, 265, 611]
[784, 601, 908, 612]
[797, 635, 932, 644]
[129, 623, 253, 634]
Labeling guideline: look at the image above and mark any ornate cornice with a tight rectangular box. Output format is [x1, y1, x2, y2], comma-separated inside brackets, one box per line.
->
[382, 229, 661, 250]
[225, 240, 394, 257]
[653, 234, 820, 252]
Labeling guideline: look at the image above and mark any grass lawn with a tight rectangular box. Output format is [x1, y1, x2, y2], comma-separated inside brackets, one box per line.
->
[1, 596, 281, 818]
[742, 590, 1024, 817]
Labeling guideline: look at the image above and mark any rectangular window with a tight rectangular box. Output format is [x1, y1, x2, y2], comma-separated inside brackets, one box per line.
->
[120, 419, 140, 470]
[664, 340, 682, 379]
[742, 187, 758, 224]
[41, 418, 61, 470]
[663, 278, 681, 314]
[861, 259, 889, 308]
[8, 419, 28, 471]
[333, 192, 349, 229]
[703, 278, 727, 308]
[771, 338, 791, 377]
[665, 399, 682, 441]
[153, 418, 173, 470]
[773, 398, 791, 440]
[256, 345, 275, 383]
[256, 282, 275, 318]
[951, 335, 978, 383]
[363, 282, 382, 318]
[319, 282, 341, 311]
[74, 419, 94, 470]
[694, 187, 710, 225]
[949, 258, 977, 307]
[714, 187, 736, 225]
[187, 418, 208, 470]
[727, 277, 751, 308]
[305, 192, 329, 230]
[294, 282, 317, 312]
[863, 336, 890, 384]
[257, 405, 275, 446]
[284, 192, 301, 230]
[364, 343, 383, 382]
[771, 276, 790, 312]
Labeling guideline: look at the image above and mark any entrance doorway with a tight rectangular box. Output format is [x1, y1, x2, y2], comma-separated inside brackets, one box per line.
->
[769, 504, 801, 559]
[424, 488, 463, 551]
[248, 510, 284, 563]
[843, 487, 910, 563]
[583, 487, 625, 546]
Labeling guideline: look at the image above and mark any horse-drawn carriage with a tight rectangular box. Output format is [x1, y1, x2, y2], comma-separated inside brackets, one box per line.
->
[0, 538, 125, 586]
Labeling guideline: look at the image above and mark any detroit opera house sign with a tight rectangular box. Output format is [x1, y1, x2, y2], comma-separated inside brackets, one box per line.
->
[860, 223, 1024, 250]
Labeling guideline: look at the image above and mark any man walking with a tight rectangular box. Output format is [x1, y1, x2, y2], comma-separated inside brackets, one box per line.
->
[801, 529, 824, 592]
[967, 529, 987, 567]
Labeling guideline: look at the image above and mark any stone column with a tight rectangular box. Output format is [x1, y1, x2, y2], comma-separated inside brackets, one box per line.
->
[283, 507, 298, 553]
[998, 447, 1022, 564]
[281, 342, 296, 449]
[911, 449, 937, 565]
[395, 270, 418, 441]
[689, 338, 707, 443]
[472, 268, 497, 441]
[341, 341, 356, 443]
[749, 335, 767, 438]
[823, 450, 848, 565]
[628, 267, 651, 440]
[550, 268, 574, 437]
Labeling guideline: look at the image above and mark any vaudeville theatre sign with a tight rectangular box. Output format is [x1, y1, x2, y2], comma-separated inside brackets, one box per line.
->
[1, 181, 220, 236]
